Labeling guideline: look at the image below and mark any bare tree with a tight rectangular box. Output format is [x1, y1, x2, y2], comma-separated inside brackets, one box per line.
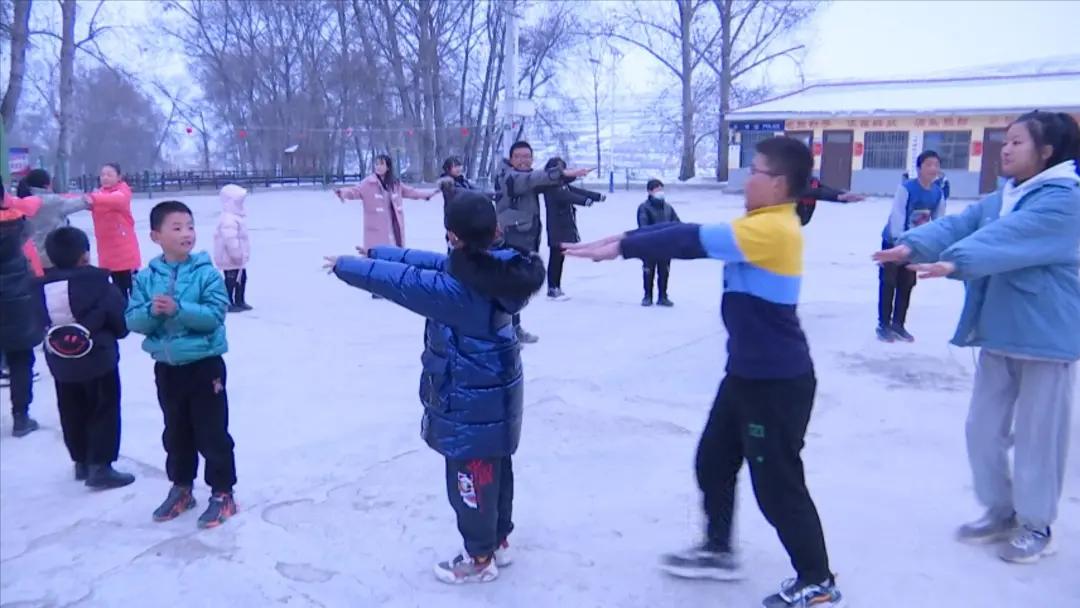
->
[605, 0, 719, 180]
[1, 0, 32, 132]
[703, 0, 814, 180]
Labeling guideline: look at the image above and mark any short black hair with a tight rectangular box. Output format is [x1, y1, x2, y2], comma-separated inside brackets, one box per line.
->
[755, 136, 813, 198]
[509, 141, 532, 156]
[444, 191, 497, 250]
[646, 179, 664, 192]
[916, 150, 940, 168]
[544, 157, 566, 171]
[442, 156, 463, 174]
[150, 200, 193, 231]
[1012, 110, 1080, 171]
[45, 226, 91, 269]
[17, 169, 51, 197]
[103, 162, 122, 176]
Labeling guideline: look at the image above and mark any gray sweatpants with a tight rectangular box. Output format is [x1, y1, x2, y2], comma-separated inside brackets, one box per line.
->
[966, 350, 1076, 530]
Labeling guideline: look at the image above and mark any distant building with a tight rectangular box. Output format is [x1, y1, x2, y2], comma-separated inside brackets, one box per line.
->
[726, 71, 1080, 197]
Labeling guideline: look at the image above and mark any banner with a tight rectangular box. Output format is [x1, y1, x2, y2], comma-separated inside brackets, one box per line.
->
[9, 147, 31, 180]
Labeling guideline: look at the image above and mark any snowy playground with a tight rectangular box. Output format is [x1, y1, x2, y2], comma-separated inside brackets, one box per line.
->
[2, 187, 1078, 607]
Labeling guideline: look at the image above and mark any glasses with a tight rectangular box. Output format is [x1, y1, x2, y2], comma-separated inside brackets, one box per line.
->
[750, 166, 780, 177]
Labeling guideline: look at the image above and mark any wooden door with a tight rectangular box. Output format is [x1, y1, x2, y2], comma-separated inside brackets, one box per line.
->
[821, 130, 854, 190]
[979, 128, 1007, 193]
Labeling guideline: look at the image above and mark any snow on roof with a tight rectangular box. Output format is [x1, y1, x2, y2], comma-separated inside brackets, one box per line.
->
[729, 72, 1080, 120]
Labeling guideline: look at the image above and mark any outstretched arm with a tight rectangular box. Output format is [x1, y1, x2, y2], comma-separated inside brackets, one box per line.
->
[400, 184, 437, 200]
[332, 256, 470, 325]
[366, 246, 448, 271]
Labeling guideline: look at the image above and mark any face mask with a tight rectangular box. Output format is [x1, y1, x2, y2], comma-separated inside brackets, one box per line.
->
[652, 192, 665, 202]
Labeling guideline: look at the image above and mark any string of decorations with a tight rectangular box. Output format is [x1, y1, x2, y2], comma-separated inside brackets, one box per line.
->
[182, 123, 525, 139]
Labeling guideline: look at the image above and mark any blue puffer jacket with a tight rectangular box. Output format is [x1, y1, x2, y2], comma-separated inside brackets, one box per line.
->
[333, 245, 545, 459]
[900, 169, 1080, 361]
[125, 251, 229, 365]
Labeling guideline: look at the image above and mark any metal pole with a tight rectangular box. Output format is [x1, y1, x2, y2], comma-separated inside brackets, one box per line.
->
[502, 0, 519, 145]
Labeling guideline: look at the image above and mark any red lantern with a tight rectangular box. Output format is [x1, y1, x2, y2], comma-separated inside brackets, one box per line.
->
[238, 129, 248, 139]
[853, 142, 864, 157]
[406, 129, 414, 137]
[185, 126, 193, 135]
[972, 141, 983, 157]
[460, 127, 470, 136]
[345, 127, 353, 138]
[812, 142, 822, 156]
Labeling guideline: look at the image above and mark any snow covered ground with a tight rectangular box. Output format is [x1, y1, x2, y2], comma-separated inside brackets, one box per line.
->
[2, 187, 1078, 607]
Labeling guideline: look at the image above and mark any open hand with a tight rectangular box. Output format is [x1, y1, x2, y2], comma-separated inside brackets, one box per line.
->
[323, 256, 340, 273]
[872, 245, 912, 265]
[908, 261, 955, 279]
[563, 233, 625, 262]
[151, 295, 177, 316]
[333, 189, 345, 202]
[354, 246, 368, 257]
[838, 192, 865, 203]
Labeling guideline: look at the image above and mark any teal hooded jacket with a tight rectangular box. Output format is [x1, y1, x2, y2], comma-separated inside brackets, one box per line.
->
[125, 251, 229, 365]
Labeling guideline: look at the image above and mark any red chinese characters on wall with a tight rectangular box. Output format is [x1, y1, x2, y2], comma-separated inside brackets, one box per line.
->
[854, 142, 865, 156]
[915, 118, 926, 127]
[972, 141, 983, 157]
[886, 119, 898, 127]
[812, 142, 823, 156]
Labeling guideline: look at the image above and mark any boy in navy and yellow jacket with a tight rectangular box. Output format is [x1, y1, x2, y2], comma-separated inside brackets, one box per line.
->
[565, 137, 842, 608]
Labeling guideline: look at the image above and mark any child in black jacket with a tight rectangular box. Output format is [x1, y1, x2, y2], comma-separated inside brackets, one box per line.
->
[41, 226, 134, 489]
[637, 179, 680, 306]
[542, 157, 604, 300]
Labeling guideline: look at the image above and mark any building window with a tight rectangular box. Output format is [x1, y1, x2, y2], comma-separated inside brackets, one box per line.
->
[863, 131, 908, 169]
[923, 131, 971, 170]
[740, 131, 777, 167]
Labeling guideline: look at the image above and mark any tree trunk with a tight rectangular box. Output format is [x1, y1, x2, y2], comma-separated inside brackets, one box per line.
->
[678, 0, 695, 181]
[593, 70, 602, 172]
[418, 2, 438, 181]
[55, 0, 77, 193]
[716, 0, 732, 182]
[1, 0, 33, 133]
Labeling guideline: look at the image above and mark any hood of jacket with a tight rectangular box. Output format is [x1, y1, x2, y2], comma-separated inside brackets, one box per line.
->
[147, 250, 215, 277]
[1002, 160, 1080, 215]
[447, 246, 545, 313]
[220, 184, 247, 216]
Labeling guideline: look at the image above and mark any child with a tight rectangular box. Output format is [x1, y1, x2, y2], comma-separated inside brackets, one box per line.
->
[877, 150, 946, 343]
[636, 179, 680, 307]
[877, 111, 1080, 564]
[541, 157, 604, 300]
[88, 163, 140, 299]
[17, 168, 89, 269]
[41, 226, 134, 488]
[566, 137, 844, 608]
[126, 201, 237, 529]
[1, 176, 44, 437]
[325, 191, 545, 584]
[213, 184, 252, 313]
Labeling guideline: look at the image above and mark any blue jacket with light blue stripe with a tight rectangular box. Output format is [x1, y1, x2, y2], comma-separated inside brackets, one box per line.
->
[621, 203, 812, 379]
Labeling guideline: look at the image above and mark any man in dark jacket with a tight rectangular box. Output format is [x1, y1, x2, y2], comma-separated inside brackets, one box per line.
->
[328, 191, 546, 585]
[637, 179, 681, 307]
[541, 157, 605, 300]
[41, 226, 135, 488]
[494, 141, 590, 342]
[796, 177, 865, 226]
[0, 182, 44, 437]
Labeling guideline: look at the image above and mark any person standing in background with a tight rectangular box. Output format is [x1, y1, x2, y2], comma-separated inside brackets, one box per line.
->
[88, 163, 141, 299]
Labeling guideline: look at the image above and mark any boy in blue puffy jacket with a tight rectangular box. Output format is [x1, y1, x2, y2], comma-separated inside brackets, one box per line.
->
[326, 191, 546, 584]
[126, 201, 237, 529]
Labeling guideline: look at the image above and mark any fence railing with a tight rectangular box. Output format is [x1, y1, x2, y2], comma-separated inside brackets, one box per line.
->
[70, 170, 372, 195]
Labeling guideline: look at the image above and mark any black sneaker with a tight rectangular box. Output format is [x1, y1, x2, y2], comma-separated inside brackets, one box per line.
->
[74, 462, 89, 481]
[153, 486, 197, 522]
[657, 296, 674, 307]
[238, 302, 254, 311]
[875, 325, 896, 342]
[762, 577, 845, 608]
[515, 326, 539, 344]
[659, 543, 744, 581]
[227, 304, 245, 313]
[198, 492, 237, 529]
[85, 464, 136, 490]
[547, 288, 568, 301]
[641, 296, 654, 307]
[891, 324, 914, 342]
[12, 413, 39, 437]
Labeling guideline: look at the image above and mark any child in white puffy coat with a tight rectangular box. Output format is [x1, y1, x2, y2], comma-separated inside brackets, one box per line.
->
[213, 184, 252, 313]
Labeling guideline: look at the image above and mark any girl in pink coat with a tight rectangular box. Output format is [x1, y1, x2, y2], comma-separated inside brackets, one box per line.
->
[213, 184, 252, 313]
[335, 154, 437, 250]
[88, 163, 140, 297]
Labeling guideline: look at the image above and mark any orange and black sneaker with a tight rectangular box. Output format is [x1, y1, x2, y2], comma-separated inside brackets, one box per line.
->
[197, 492, 237, 529]
[152, 485, 197, 522]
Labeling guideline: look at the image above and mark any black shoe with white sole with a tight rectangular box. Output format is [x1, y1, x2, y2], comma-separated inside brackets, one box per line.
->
[659, 543, 744, 581]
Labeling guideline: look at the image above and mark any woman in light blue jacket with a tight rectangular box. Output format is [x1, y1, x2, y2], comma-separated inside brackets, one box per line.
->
[876, 111, 1080, 564]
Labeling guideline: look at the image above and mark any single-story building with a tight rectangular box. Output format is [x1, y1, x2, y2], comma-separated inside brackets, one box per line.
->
[726, 71, 1080, 197]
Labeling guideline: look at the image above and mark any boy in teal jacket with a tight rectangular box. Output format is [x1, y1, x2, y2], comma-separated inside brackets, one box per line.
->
[126, 200, 237, 529]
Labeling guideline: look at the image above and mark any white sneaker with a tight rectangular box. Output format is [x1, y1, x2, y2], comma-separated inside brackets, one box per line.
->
[433, 551, 499, 584]
[494, 539, 513, 567]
